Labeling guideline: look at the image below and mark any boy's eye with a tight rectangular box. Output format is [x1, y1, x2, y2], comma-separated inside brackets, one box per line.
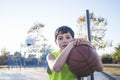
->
[66, 36, 71, 39]
[58, 37, 63, 40]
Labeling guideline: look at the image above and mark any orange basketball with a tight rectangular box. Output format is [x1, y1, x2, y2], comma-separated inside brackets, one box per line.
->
[66, 45, 99, 77]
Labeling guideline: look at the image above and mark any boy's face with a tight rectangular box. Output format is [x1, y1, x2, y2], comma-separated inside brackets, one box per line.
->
[56, 32, 73, 50]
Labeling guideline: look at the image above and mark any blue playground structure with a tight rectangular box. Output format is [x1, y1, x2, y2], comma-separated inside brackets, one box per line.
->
[8, 52, 22, 68]
[8, 50, 48, 69]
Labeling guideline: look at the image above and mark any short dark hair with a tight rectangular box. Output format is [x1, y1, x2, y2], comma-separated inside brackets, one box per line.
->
[55, 26, 74, 41]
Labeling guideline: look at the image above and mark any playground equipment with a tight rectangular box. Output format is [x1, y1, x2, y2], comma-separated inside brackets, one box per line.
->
[8, 52, 22, 69]
[8, 37, 48, 69]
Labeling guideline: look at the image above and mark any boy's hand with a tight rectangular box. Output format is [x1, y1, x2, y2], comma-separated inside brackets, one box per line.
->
[74, 38, 93, 48]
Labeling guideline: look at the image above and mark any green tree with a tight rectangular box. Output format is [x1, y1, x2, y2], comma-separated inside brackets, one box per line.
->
[101, 54, 113, 63]
[77, 12, 111, 49]
[27, 22, 45, 53]
[27, 22, 44, 33]
[27, 22, 53, 53]
[25, 22, 53, 63]
[0, 48, 9, 65]
[112, 43, 120, 63]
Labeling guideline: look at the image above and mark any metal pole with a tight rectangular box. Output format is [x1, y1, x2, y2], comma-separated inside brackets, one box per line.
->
[86, 9, 94, 80]
[86, 10, 91, 42]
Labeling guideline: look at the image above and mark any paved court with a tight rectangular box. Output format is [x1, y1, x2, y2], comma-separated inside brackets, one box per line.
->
[0, 67, 49, 80]
[0, 67, 119, 80]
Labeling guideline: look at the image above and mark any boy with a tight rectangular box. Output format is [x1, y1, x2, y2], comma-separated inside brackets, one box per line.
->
[47, 26, 103, 80]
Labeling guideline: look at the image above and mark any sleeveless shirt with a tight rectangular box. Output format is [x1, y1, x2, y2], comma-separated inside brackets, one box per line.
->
[48, 51, 76, 80]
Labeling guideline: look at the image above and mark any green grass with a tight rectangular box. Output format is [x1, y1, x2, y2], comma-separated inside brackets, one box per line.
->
[103, 64, 120, 76]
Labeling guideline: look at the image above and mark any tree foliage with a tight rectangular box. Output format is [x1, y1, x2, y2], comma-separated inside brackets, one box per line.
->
[101, 53, 113, 63]
[77, 12, 109, 49]
[112, 43, 120, 63]
[25, 22, 53, 60]
[27, 23, 44, 33]
[0, 48, 9, 65]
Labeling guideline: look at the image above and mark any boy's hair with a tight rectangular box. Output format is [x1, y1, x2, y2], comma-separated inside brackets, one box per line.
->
[55, 26, 74, 41]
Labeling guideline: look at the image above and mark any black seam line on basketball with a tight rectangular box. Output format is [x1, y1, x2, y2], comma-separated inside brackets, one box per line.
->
[76, 46, 90, 61]
[75, 46, 92, 72]
[68, 46, 90, 63]
[86, 50, 99, 71]
[89, 56, 97, 65]
[70, 60, 97, 71]
[70, 48, 97, 68]
[75, 46, 90, 63]
[70, 58, 85, 63]
[70, 63, 89, 71]
[72, 67, 93, 76]
[85, 47, 98, 73]
[70, 55, 98, 75]
[72, 65, 96, 71]
[71, 64, 97, 74]
[68, 57, 98, 72]
[70, 46, 98, 73]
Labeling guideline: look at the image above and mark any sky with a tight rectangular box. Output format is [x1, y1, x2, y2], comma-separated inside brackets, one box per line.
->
[0, 0, 120, 55]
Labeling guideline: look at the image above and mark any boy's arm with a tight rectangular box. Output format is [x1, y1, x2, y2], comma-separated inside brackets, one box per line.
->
[47, 40, 75, 72]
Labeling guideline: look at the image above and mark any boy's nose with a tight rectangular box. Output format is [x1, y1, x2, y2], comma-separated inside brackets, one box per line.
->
[62, 39, 68, 43]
